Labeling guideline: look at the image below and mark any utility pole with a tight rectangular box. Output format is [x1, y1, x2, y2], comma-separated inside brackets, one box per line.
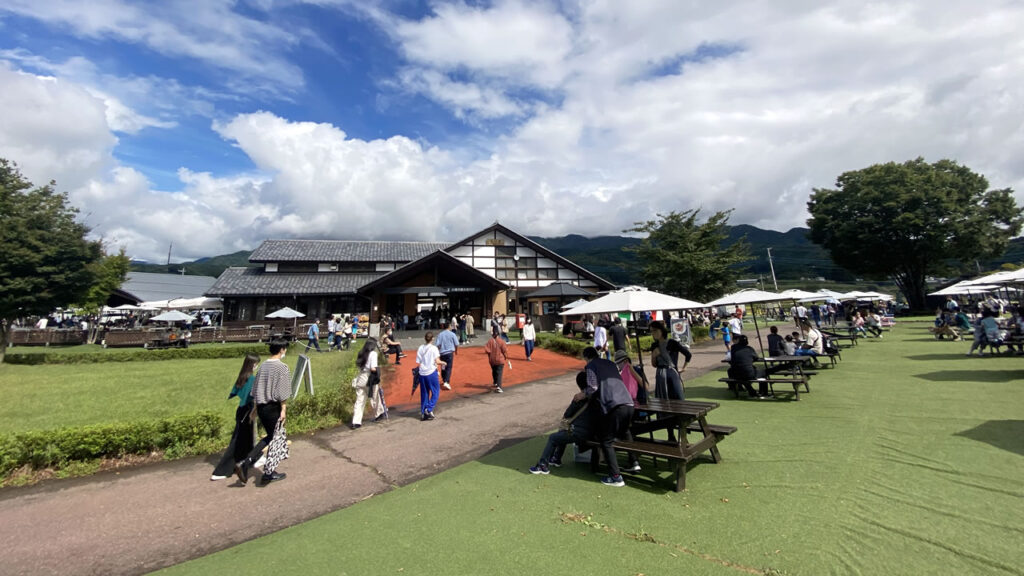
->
[767, 248, 779, 291]
[166, 242, 172, 266]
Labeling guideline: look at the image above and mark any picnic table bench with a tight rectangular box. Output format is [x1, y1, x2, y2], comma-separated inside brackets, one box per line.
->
[587, 399, 735, 492]
[719, 376, 810, 400]
[821, 330, 857, 348]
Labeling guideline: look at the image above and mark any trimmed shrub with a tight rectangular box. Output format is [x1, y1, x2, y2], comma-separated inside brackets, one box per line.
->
[4, 344, 277, 366]
[0, 412, 223, 476]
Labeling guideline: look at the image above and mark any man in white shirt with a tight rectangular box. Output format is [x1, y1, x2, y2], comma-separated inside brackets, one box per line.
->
[593, 319, 609, 359]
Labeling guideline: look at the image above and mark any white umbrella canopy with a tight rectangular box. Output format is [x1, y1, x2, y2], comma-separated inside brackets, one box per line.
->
[563, 286, 705, 317]
[266, 307, 305, 319]
[705, 288, 786, 307]
[777, 289, 820, 300]
[963, 268, 1023, 285]
[150, 310, 195, 322]
[165, 297, 223, 309]
[559, 298, 590, 313]
[928, 282, 1000, 296]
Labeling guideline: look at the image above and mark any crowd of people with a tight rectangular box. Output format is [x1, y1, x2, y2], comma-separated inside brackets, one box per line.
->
[934, 295, 1024, 355]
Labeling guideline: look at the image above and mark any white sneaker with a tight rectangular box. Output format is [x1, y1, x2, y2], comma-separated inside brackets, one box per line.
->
[254, 455, 267, 469]
[442, 382, 452, 390]
[210, 474, 228, 481]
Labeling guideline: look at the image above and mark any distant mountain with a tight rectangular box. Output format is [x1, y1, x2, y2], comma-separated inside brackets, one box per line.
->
[129, 250, 254, 278]
[530, 226, 855, 286]
[132, 229, 1023, 285]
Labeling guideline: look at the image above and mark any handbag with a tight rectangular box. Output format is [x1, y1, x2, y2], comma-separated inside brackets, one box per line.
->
[264, 421, 288, 471]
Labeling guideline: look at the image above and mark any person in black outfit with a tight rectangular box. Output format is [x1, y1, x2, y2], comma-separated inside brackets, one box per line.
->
[608, 319, 629, 355]
[728, 334, 768, 398]
[766, 325, 785, 357]
[647, 321, 689, 399]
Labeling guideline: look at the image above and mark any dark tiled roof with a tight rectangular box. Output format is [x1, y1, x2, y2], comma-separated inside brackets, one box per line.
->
[206, 267, 383, 296]
[121, 272, 218, 302]
[525, 282, 595, 298]
[250, 240, 450, 263]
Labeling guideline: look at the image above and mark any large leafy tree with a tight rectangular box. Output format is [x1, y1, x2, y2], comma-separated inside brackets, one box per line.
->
[0, 159, 104, 362]
[807, 158, 1022, 310]
[624, 209, 751, 302]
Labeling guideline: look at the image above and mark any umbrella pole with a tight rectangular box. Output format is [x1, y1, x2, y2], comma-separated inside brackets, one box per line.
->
[752, 307, 765, 356]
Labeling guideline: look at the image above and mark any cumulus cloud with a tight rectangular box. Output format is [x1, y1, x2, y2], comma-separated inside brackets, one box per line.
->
[3, 0, 1024, 263]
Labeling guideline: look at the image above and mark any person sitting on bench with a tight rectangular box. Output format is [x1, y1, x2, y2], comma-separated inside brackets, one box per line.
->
[529, 371, 600, 475]
[381, 328, 406, 364]
[728, 334, 768, 399]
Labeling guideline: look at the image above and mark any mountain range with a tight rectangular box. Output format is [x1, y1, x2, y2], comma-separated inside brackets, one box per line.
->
[131, 226, 1024, 285]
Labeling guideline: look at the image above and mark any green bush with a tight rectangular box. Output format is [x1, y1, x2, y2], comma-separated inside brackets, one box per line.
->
[0, 412, 223, 476]
[536, 333, 589, 357]
[4, 344, 277, 365]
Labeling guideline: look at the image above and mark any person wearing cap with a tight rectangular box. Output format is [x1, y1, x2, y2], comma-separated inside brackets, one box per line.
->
[613, 348, 647, 403]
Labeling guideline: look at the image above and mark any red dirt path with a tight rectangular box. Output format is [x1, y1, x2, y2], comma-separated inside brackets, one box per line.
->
[380, 344, 583, 411]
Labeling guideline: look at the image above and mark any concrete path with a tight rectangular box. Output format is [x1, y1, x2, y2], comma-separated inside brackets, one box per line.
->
[0, 339, 729, 576]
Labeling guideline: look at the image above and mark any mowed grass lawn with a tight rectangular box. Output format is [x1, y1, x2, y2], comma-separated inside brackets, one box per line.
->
[0, 347, 356, 433]
[160, 320, 1024, 576]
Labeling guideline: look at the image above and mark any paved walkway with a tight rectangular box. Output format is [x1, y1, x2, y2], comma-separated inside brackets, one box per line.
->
[0, 338, 730, 576]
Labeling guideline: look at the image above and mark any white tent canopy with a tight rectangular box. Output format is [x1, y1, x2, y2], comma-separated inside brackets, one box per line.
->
[140, 297, 222, 310]
[965, 267, 1024, 285]
[561, 286, 705, 317]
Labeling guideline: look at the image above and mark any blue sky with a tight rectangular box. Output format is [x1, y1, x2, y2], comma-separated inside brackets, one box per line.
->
[1, 1, 1022, 261]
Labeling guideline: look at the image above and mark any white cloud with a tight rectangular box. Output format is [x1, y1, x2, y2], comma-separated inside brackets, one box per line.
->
[0, 0, 308, 95]
[4, 0, 1024, 264]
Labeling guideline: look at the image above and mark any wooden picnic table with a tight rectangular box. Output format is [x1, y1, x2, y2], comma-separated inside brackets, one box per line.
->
[590, 399, 735, 491]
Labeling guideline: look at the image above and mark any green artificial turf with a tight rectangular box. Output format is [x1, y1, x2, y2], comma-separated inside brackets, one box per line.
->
[161, 320, 1024, 575]
[0, 350, 355, 433]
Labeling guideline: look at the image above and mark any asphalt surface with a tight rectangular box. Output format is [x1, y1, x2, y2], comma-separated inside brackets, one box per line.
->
[0, 338, 729, 576]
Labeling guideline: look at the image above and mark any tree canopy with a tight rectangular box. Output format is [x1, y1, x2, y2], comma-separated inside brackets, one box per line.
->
[624, 209, 751, 302]
[0, 159, 107, 361]
[807, 158, 1023, 310]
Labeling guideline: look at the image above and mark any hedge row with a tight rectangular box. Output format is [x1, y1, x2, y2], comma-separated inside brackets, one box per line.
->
[4, 344, 276, 365]
[0, 412, 223, 477]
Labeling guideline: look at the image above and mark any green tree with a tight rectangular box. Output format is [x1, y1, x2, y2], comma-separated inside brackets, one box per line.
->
[76, 249, 131, 314]
[807, 158, 1023, 310]
[0, 159, 104, 362]
[624, 209, 751, 302]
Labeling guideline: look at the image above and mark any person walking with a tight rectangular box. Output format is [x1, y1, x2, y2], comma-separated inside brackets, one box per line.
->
[436, 322, 459, 390]
[350, 338, 384, 428]
[593, 319, 609, 360]
[236, 340, 291, 485]
[211, 354, 260, 480]
[416, 331, 445, 420]
[327, 316, 337, 351]
[304, 318, 322, 353]
[522, 316, 536, 361]
[484, 327, 509, 393]
[466, 312, 475, 340]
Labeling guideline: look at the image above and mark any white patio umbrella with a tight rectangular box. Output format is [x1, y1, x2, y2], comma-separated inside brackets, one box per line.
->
[559, 298, 589, 312]
[266, 306, 306, 330]
[705, 288, 787, 354]
[561, 286, 705, 364]
[777, 289, 821, 300]
[150, 310, 195, 323]
[928, 282, 1000, 296]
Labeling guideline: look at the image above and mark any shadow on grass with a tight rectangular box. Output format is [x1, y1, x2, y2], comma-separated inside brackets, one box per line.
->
[955, 420, 1024, 456]
[914, 370, 1024, 383]
[904, 354, 977, 362]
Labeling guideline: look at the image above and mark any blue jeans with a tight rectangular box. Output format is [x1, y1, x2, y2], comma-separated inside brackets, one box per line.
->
[524, 339, 534, 359]
[305, 337, 321, 352]
[540, 428, 588, 464]
[419, 371, 440, 414]
[440, 352, 454, 384]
